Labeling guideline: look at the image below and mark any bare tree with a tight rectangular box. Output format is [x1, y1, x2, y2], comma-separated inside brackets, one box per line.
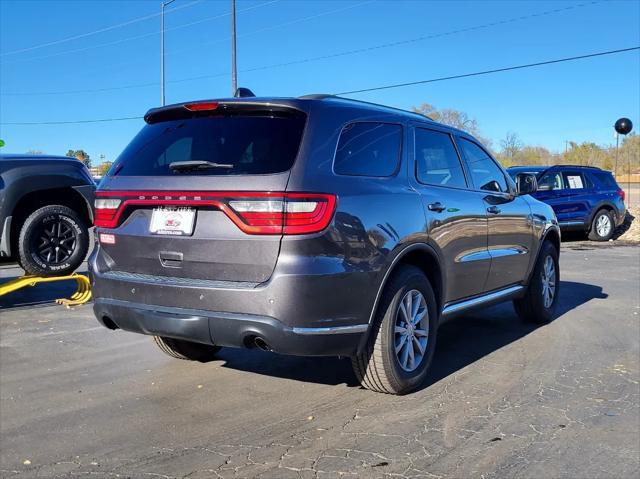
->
[500, 132, 523, 161]
[411, 103, 491, 147]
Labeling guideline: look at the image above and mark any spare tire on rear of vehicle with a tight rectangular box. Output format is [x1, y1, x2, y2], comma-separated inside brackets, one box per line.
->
[17, 205, 89, 276]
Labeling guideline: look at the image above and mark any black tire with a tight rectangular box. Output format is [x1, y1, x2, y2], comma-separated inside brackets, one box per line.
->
[588, 209, 614, 241]
[514, 241, 559, 324]
[352, 266, 438, 395]
[17, 205, 89, 277]
[153, 336, 221, 362]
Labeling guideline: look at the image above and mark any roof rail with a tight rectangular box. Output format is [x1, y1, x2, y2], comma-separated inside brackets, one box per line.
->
[548, 164, 602, 170]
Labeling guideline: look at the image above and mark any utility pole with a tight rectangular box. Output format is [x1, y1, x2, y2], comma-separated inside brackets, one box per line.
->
[160, 0, 176, 106]
[614, 133, 619, 176]
[231, 0, 238, 96]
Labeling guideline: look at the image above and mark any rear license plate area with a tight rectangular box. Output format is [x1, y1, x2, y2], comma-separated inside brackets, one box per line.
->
[150, 207, 196, 236]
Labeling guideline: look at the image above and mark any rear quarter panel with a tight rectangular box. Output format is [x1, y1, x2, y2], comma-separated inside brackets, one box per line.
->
[283, 103, 428, 324]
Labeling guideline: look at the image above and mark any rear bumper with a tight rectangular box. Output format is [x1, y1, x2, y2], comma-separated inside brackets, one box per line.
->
[93, 298, 365, 356]
[89, 245, 376, 357]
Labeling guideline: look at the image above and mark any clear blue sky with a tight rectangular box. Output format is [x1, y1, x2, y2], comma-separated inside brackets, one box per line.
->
[1, 0, 639, 164]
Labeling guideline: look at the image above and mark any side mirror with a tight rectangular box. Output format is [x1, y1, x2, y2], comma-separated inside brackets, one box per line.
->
[515, 173, 538, 196]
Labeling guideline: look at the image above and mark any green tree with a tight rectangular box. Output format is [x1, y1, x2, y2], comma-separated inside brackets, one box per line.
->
[98, 161, 113, 176]
[619, 133, 640, 175]
[562, 142, 605, 167]
[411, 103, 491, 147]
[66, 149, 91, 168]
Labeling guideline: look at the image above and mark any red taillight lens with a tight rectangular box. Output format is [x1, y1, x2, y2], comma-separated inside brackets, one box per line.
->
[93, 191, 336, 235]
[618, 189, 626, 202]
[94, 198, 121, 228]
[184, 101, 219, 111]
[228, 193, 336, 234]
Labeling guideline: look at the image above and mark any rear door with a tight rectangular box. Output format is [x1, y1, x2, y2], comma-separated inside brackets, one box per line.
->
[562, 170, 593, 225]
[409, 125, 490, 302]
[457, 137, 532, 292]
[95, 104, 309, 283]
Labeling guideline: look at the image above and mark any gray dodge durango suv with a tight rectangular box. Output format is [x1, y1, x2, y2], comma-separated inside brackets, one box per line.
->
[90, 95, 560, 394]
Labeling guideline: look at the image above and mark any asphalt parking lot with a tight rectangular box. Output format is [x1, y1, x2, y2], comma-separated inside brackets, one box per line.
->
[1, 243, 639, 479]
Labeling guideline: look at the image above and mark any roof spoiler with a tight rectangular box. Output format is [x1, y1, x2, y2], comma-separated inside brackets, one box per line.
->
[144, 100, 305, 124]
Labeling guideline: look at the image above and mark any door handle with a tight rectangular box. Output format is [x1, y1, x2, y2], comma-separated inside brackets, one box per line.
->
[428, 202, 446, 212]
[487, 206, 501, 215]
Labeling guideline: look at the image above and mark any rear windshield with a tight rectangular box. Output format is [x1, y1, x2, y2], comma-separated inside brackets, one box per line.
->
[109, 114, 306, 176]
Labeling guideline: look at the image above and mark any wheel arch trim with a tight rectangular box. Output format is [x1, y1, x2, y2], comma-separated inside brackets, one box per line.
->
[527, 225, 560, 285]
[587, 202, 618, 227]
[356, 242, 443, 354]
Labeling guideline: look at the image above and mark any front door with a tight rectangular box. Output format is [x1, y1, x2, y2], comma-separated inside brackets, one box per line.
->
[410, 125, 490, 303]
[457, 137, 533, 292]
[534, 170, 572, 222]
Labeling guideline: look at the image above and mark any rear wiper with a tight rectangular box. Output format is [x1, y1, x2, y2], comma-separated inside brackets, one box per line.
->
[169, 160, 234, 172]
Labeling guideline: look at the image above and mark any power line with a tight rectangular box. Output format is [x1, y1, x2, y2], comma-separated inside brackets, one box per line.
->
[2, 46, 637, 126]
[1, 116, 143, 126]
[165, 0, 374, 57]
[0, 0, 279, 65]
[0, 0, 202, 58]
[0, 0, 603, 97]
[334, 46, 640, 95]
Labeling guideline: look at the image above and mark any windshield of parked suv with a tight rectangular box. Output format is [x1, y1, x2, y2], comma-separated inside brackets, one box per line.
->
[109, 114, 306, 176]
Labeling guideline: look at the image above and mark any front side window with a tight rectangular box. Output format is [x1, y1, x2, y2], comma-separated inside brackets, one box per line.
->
[538, 172, 564, 191]
[334, 122, 402, 177]
[458, 138, 508, 193]
[415, 128, 467, 188]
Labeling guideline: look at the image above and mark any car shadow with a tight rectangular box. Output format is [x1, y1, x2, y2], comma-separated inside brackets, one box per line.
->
[561, 210, 636, 243]
[214, 281, 607, 390]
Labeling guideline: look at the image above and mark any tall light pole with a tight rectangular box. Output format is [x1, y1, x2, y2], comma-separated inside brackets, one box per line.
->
[231, 0, 238, 96]
[161, 0, 176, 106]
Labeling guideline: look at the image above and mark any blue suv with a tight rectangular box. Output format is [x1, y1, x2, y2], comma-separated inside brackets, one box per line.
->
[508, 165, 626, 241]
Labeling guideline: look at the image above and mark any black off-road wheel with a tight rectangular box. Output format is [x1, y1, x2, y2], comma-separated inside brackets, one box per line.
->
[17, 205, 89, 276]
[352, 266, 438, 395]
[153, 336, 221, 362]
[514, 241, 560, 324]
[588, 209, 614, 241]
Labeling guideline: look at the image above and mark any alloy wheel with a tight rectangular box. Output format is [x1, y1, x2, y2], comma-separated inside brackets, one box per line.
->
[394, 289, 429, 372]
[541, 255, 556, 309]
[596, 214, 611, 238]
[34, 219, 77, 265]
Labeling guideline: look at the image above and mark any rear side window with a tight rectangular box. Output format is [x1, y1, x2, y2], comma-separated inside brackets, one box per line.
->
[564, 172, 587, 189]
[592, 171, 619, 189]
[458, 138, 508, 192]
[110, 114, 306, 176]
[334, 122, 402, 177]
[415, 128, 467, 188]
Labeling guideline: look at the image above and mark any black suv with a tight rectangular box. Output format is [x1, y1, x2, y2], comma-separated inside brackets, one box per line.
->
[90, 96, 560, 394]
[0, 154, 94, 276]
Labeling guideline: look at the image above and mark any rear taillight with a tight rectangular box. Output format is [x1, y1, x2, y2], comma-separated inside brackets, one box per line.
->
[94, 198, 121, 228]
[228, 194, 336, 234]
[93, 191, 336, 235]
[618, 189, 626, 202]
